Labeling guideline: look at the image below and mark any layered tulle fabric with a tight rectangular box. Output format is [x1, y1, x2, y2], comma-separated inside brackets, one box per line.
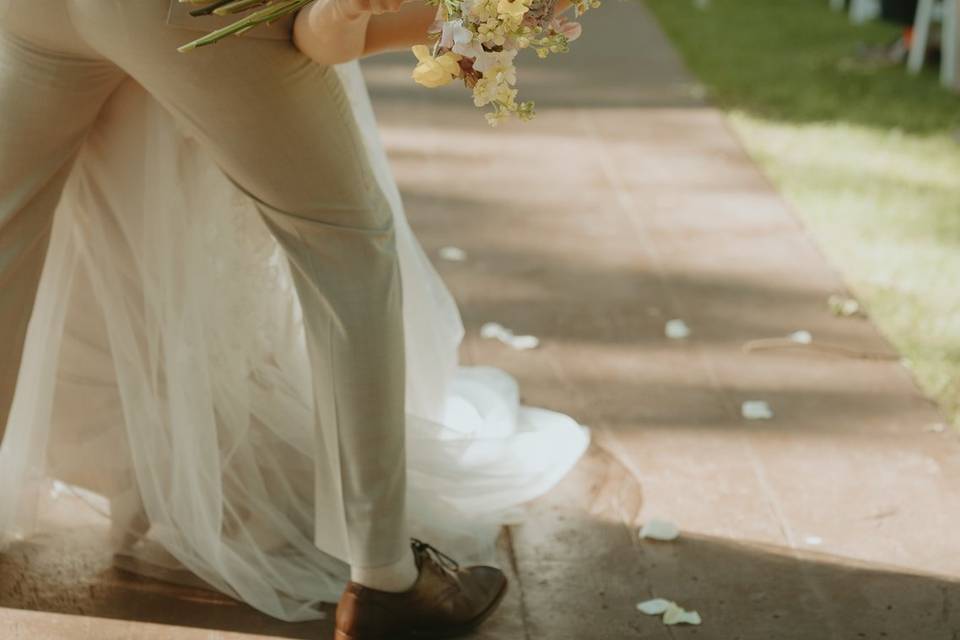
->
[0, 61, 589, 621]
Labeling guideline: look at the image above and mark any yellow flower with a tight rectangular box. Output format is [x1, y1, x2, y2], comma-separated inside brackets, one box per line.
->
[411, 45, 462, 88]
[497, 0, 529, 21]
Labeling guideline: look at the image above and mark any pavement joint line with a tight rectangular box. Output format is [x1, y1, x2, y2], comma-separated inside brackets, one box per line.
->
[502, 527, 534, 640]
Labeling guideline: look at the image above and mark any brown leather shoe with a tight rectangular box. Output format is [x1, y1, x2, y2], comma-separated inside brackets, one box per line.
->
[335, 539, 508, 640]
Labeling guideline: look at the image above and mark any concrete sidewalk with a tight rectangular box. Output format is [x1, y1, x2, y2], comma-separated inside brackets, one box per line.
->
[368, 1, 960, 637]
[3, 2, 960, 638]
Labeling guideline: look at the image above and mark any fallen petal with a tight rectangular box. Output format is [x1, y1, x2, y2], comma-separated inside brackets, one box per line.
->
[742, 400, 774, 420]
[665, 319, 691, 339]
[663, 602, 702, 625]
[50, 480, 68, 498]
[640, 519, 680, 541]
[804, 535, 823, 545]
[636, 598, 672, 615]
[480, 322, 509, 339]
[789, 330, 813, 344]
[828, 294, 861, 317]
[508, 335, 540, 350]
[439, 246, 468, 262]
[678, 610, 703, 625]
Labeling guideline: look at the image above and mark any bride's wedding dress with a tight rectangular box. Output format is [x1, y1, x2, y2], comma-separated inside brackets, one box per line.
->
[0, 61, 589, 621]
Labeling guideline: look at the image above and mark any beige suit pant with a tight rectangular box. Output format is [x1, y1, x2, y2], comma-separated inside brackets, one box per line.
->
[0, 0, 408, 569]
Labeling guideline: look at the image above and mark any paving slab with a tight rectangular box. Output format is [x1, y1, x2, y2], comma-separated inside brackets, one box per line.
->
[3, 1, 960, 639]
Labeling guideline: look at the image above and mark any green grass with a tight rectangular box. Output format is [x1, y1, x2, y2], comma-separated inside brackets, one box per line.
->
[645, 0, 960, 425]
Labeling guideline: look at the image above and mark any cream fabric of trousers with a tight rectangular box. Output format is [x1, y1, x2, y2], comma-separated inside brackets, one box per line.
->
[0, 0, 408, 569]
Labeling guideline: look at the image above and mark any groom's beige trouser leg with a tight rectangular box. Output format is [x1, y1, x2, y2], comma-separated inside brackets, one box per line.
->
[0, 0, 409, 569]
[0, 9, 126, 443]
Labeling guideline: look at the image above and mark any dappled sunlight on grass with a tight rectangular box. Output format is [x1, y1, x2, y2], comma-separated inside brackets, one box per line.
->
[730, 113, 960, 423]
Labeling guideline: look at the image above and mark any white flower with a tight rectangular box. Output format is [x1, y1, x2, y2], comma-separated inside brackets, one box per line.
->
[472, 77, 500, 107]
[453, 39, 484, 59]
[441, 19, 474, 49]
[473, 49, 518, 73]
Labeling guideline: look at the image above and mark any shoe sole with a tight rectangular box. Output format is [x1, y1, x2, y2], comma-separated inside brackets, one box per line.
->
[334, 579, 510, 640]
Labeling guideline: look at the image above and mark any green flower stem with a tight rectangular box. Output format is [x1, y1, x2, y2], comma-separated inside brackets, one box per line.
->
[186, 0, 240, 17]
[214, 0, 273, 14]
[177, 0, 316, 52]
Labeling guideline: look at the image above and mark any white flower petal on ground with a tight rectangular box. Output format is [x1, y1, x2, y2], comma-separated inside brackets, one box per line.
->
[804, 535, 823, 545]
[507, 334, 540, 350]
[742, 400, 774, 420]
[665, 319, 691, 339]
[439, 246, 468, 262]
[828, 294, 861, 317]
[636, 598, 672, 615]
[663, 602, 702, 626]
[639, 519, 680, 541]
[481, 322, 509, 339]
[789, 330, 813, 344]
[480, 322, 539, 350]
[50, 480, 68, 498]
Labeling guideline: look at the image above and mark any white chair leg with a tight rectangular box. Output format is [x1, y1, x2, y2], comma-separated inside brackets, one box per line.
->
[941, 0, 958, 86]
[908, 0, 936, 73]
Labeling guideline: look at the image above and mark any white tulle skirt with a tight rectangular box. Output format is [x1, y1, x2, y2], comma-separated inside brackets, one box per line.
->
[0, 61, 589, 621]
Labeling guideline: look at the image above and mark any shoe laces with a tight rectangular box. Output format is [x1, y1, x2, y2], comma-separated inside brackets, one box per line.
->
[410, 538, 460, 573]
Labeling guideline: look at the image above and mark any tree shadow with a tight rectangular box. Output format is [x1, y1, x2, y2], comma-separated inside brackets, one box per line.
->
[4, 447, 958, 639]
[0, 522, 333, 639]
[508, 444, 960, 639]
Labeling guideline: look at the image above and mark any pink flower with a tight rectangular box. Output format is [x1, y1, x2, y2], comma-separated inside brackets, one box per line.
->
[551, 17, 582, 41]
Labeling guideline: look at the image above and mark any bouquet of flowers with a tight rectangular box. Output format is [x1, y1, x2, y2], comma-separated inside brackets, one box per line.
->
[413, 0, 596, 124]
[177, 0, 599, 125]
